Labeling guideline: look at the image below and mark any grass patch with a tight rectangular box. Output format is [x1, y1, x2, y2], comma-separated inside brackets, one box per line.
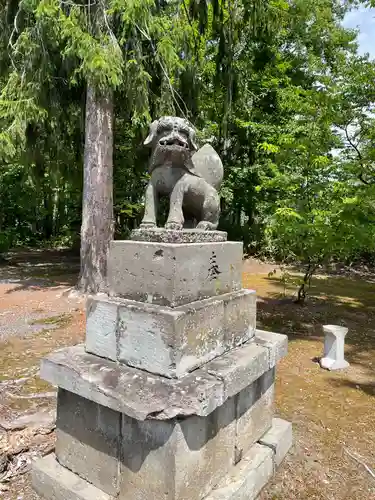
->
[0, 311, 83, 412]
[29, 313, 72, 327]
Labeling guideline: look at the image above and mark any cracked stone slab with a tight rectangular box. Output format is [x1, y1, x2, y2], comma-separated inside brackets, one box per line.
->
[202, 342, 270, 400]
[40, 345, 224, 420]
[259, 417, 293, 467]
[32, 442, 276, 500]
[130, 228, 228, 243]
[204, 444, 273, 500]
[40, 340, 274, 421]
[32, 453, 113, 500]
[254, 329, 288, 367]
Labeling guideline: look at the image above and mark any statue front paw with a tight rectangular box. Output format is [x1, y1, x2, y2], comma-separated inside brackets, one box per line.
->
[165, 221, 183, 230]
[140, 222, 157, 229]
[196, 221, 216, 230]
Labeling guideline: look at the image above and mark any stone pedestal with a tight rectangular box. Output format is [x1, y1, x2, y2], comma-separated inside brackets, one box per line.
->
[32, 230, 292, 500]
[320, 324, 350, 371]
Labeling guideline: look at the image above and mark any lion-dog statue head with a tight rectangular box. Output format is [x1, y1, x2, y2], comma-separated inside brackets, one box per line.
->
[144, 116, 200, 177]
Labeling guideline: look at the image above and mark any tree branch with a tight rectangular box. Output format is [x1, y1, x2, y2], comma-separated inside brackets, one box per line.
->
[344, 448, 375, 480]
[134, 22, 188, 119]
[338, 123, 375, 185]
[358, 173, 375, 185]
[344, 123, 363, 162]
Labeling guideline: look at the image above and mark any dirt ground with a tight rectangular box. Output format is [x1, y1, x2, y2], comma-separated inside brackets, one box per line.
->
[0, 251, 374, 499]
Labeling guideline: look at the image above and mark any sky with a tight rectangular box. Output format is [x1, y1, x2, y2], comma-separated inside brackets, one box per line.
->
[343, 6, 375, 58]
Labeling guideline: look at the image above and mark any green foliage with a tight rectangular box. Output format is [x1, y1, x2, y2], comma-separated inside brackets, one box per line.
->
[265, 184, 375, 265]
[0, 0, 375, 297]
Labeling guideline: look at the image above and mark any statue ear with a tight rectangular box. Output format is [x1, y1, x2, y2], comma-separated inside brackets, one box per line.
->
[144, 120, 158, 147]
[188, 127, 198, 151]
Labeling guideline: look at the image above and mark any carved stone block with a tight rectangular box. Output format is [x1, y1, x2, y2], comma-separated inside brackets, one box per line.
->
[85, 289, 256, 378]
[108, 240, 243, 307]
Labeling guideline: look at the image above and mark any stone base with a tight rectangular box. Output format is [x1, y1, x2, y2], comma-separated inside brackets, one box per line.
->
[206, 418, 292, 499]
[32, 419, 292, 500]
[320, 357, 350, 371]
[33, 331, 290, 499]
[34, 334, 288, 500]
[205, 444, 273, 500]
[259, 417, 293, 467]
[130, 228, 227, 243]
[32, 453, 112, 500]
[40, 329, 287, 420]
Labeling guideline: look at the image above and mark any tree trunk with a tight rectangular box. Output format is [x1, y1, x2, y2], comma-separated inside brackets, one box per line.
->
[295, 263, 317, 305]
[43, 188, 53, 240]
[77, 84, 114, 294]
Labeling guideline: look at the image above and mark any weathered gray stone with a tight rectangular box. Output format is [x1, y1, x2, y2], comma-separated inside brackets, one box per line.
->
[85, 291, 256, 378]
[40, 345, 224, 420]
[33, 335, 291, 500]
[108, 240, 243, 307]
[120, 397, 236, 500]
[259, 417, 293, 467]
[50, 385, 278, 500]
[116, 295, 226, 378]
[131, 228, 227, 243]
[205, 444, 273, 500]
[235, 369, 274, 463]
[38, 383, 280, 500]
[140, 117, 223, 231]
[224, 289, 256, 348]
[255, 329, 288, 367]
[203, 342, 270, 400]
[170, 296, 225, 377]
[85, 297, 117, 361]
[32, 453, 113, 500]
[40, 342, 273, 421]
[32, 442, 277, 500]
[175, 405, 235, 499]
[116, 299, 179, 376]
[55, 389, 120, 496]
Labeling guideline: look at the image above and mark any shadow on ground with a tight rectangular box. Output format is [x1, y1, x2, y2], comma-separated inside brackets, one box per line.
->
[0, 249, 80, 292]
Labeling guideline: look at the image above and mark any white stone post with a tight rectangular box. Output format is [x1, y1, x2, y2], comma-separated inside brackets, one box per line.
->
[320, 324, 349, 371]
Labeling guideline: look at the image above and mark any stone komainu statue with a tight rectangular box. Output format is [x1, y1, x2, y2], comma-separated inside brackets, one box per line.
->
[140, 116, 223, 231]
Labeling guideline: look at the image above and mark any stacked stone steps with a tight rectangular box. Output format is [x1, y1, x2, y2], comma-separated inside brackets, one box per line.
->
[32, 230, 292, 500]
[33, 419, 292, 500]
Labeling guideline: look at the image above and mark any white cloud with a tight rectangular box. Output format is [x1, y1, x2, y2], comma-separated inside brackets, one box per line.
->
[343, 6, 375, 58]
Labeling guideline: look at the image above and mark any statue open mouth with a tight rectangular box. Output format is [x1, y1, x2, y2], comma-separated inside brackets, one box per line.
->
[159, 137, 190, 149]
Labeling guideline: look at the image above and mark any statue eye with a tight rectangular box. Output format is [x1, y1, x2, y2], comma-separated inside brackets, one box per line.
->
[158, 121, 172, 133]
